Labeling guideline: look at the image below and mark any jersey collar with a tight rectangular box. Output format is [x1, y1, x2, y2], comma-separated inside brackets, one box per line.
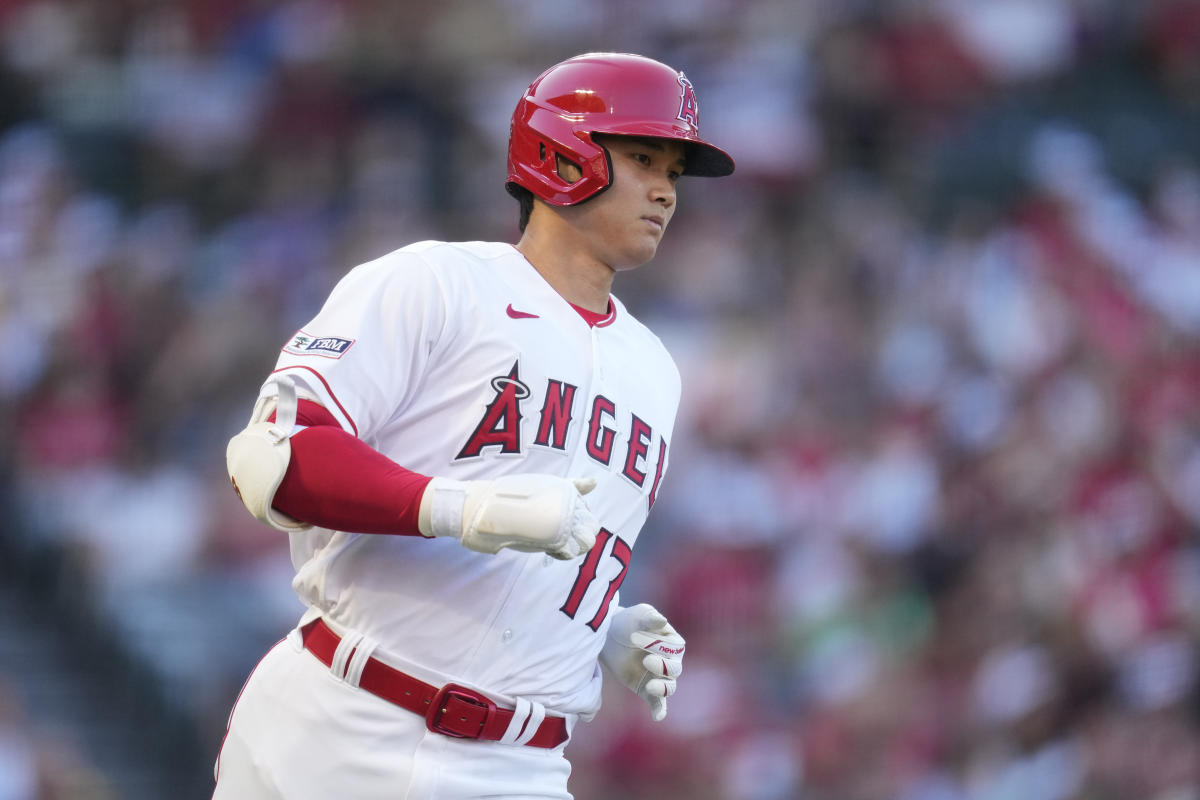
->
[569, 301, 617, 328]
[506, 244, 619, 328]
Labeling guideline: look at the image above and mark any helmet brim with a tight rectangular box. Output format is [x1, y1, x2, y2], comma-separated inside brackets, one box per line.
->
[587, 123, 734, 178]
[683, 141, 735, 178]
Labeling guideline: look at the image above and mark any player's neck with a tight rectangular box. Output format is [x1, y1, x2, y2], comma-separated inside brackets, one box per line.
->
[514, 229, 614, 314]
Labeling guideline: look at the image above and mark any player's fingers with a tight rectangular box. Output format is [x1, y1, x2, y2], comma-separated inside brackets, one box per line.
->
[547, 506, 599, 560]
[548, 537, 585, 560]
[571, 477, 597, 495]
[630, 629, 686, 658]
[642, 653, 683, 679]
[648, 695, 668, 723]
[642, 608, 669, 630]
[544, 530, 579, 560]
[642, 677, 676, 699]
[573, 506, 599, 550]
[633, 606, 681, 639]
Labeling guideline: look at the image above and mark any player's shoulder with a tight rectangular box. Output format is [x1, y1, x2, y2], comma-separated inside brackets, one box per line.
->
[353, 240, 515, 283]
[387, 240, 515, 268]
[339, 240, 513, 289]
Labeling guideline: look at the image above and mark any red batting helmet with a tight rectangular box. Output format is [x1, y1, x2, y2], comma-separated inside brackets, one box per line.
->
[506, 52, 735, 206]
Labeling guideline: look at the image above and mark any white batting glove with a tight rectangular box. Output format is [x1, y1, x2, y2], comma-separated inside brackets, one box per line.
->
[600, 603, 685, 722]
[417, 474, 600, 559]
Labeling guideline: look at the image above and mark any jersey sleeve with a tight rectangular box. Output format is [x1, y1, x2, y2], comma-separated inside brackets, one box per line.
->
[263, 249, 450, 441]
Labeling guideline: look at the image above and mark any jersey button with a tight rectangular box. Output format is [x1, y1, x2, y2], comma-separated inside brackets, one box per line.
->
[502, 629, 514, 643]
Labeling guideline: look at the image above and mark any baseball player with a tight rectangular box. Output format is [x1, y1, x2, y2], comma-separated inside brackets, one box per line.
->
[213, 52, 734, 799]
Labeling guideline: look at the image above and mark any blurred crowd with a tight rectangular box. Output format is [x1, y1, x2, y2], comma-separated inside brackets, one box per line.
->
[1, 0, 1198, 798]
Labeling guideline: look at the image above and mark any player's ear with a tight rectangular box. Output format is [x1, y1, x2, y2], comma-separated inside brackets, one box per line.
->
[554, 153, 582, 184]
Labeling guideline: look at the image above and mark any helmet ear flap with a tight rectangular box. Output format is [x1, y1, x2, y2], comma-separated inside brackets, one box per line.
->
[507, 106, 611, 205]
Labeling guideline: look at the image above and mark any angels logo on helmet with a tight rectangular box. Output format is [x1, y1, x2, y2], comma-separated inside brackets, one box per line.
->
[676, 75, 699, 128]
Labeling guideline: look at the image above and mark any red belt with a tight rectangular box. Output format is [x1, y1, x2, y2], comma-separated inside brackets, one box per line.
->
[300, 619, 569, 748]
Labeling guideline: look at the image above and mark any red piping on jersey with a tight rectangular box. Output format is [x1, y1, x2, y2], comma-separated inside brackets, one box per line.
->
[271, 365, 359, 436]
[570, 301, 617, 328]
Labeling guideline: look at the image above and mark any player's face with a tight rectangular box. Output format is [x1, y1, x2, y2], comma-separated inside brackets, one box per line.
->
[561, 136, 686, 271]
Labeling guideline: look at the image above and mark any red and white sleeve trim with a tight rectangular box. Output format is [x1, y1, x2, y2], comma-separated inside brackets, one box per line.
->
[269, 365, 359, 437]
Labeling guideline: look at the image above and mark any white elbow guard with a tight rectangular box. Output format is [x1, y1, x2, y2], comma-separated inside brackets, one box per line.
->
[226, 378, 312, 532]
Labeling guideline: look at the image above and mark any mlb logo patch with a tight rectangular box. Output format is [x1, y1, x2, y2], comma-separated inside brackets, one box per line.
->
[283, 330, 355, 359]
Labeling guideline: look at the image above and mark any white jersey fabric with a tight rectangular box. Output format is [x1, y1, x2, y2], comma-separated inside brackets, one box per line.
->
[261, 240, 680, 721]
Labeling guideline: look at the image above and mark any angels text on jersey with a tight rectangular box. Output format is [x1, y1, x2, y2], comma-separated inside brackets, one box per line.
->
[457, 359, 668, 510]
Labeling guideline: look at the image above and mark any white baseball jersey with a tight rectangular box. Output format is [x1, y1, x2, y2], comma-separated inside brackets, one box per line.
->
[260, 240, 680, 720]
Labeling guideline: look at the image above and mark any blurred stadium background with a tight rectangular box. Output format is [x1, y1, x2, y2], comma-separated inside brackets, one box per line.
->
[1, 1, 1198, 798]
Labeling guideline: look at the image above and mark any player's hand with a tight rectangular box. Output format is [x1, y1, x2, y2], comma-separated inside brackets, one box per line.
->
[599, 603, 684, 722]
[418, 474, 600, 559]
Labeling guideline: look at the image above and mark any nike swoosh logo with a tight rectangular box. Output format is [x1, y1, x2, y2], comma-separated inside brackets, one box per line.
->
[506, 304, 540, 319]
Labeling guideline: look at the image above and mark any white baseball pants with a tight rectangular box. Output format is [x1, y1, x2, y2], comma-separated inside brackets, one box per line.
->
[212, 628, 573, 799]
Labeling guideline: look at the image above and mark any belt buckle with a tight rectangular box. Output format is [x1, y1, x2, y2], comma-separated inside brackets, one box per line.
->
[426, 683, 498, 740]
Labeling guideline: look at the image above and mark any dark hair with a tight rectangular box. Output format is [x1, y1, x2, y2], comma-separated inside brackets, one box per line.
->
[508, 150, 591, 232]
[507, 183, 535, 233]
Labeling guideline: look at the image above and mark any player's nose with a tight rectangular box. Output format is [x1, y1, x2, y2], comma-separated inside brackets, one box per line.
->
[649, 176, 675, 208]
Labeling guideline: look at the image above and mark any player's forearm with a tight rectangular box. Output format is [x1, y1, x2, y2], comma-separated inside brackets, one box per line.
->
[269, 402, 432, 534]
[261, 400, 597, 557]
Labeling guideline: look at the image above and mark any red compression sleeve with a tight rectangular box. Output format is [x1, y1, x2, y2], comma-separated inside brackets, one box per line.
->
[268, 399, 433, 534]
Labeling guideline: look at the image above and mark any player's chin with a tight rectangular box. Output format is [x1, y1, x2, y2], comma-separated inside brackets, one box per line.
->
[613, 236, 662, 270]
[612, 249, 659, 272]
